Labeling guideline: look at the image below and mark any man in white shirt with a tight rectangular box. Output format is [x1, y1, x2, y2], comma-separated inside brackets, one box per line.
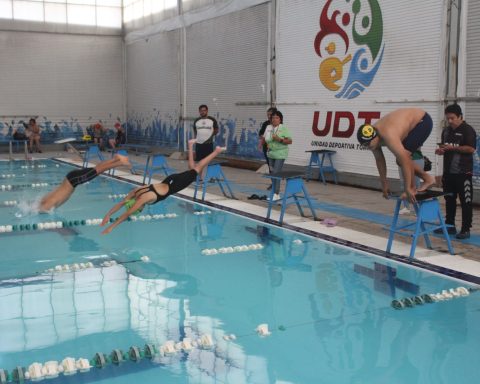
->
[193, 104, 219, 161]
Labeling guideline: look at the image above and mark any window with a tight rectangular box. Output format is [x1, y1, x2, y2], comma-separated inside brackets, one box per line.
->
[13, 1, 44, 21]
[0, 0, 13, 19]
[45, 2, 66, 23]
[0, 0, 122, 28]
[123, 0, 179, 24]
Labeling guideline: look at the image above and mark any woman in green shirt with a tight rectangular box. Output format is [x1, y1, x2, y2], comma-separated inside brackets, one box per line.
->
[265, 111, 293, 200]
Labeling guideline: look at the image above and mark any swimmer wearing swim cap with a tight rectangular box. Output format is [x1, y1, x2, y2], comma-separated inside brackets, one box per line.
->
[357, 124, 378, 147]
[355, 108, 435, 203]
[101, 139, 226, 234]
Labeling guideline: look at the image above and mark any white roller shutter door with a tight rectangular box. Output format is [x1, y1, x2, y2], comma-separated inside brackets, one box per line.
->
[464, 0, 480, 186]
[0, 31, 124, 134]
[126, 30, 181, 148]
[185, 3, 270, 157]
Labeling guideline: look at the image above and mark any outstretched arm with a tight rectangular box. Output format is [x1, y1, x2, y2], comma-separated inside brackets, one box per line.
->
[101, 189, 137, 226]
[101, 198, 146, 234]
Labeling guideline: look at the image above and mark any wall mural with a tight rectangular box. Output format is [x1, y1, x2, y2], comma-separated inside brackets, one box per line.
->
[126, 110, 264, 160]
[0, 115, 123, 144]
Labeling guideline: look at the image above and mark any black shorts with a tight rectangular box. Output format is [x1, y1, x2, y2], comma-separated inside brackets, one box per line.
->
[162, 169, 198, 196]
[66, 168, 98, 188]
[195, 142, 214, 161]
[402, 113, 433, 153]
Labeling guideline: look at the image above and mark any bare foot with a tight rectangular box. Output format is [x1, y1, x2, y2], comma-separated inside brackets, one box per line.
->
[188, 139, 197, 148]
[417, 176, 436, 192]
[114, 154, 132, 168]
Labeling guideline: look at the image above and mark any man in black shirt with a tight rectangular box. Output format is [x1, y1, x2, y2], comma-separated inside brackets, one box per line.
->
[435, 104, 477, 239]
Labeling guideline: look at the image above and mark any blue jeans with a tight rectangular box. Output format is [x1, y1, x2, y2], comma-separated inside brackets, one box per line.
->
[269, 158, 285, 194]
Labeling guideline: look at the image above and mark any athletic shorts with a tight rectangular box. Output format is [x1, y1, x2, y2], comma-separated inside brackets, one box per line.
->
[195, 142, 214, 161]
[162, 169, 198, 197]
[402, 113, 432, 153]
[66, 168, 98, 188]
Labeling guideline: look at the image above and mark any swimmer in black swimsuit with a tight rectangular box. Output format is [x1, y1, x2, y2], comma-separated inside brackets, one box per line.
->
[39, 154, 131, 212]
[101, 139, 226, 234]
[356, 108, 436, 203]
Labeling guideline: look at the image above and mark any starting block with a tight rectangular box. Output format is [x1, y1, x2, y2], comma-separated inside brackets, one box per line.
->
[264, 171, 318, 224]
[386, 191, 454, 259]
[193, 162, 235, 200]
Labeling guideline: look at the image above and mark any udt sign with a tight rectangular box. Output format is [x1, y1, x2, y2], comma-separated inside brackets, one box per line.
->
[312, 111, 380, 138]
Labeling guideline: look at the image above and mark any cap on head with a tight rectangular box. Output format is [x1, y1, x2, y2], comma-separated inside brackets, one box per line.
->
[357, 124, 377, 146]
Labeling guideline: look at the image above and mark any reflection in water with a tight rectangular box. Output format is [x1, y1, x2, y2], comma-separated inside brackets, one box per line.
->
[246, 225, 312, 288]
[0, 261, 270, 383]
[354, 262, 419, 297]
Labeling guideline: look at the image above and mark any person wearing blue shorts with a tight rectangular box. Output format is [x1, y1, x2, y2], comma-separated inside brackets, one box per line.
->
[356, 108, 435, 203]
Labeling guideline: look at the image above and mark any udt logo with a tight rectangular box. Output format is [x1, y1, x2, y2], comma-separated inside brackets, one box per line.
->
[314, 0, 384, 99]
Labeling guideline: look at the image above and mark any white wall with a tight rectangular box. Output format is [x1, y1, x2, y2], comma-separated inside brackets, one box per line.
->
[126, 29, 181, 147]
[125, 2, 271, 156]
[276, 0, 447, 177]
[0, 31, 124, 138]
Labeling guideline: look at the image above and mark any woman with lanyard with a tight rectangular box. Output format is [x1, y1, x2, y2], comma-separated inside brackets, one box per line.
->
[264, 110, 293, 201]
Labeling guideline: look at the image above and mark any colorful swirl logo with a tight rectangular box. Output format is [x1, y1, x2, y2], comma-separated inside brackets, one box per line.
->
[314, 0, 384, 99]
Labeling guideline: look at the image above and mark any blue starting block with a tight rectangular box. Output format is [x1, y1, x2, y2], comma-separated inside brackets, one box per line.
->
[82, 145, 104, 167]
[193, 162, 235, 200]
[386, 191, 454, 259]
[264, 171, 318, 224]
[305, 149, 338, 184]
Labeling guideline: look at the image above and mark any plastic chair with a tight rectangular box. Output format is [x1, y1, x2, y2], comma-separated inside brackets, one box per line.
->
[82, 145, 104, 167]
[143, 154, 176, 184]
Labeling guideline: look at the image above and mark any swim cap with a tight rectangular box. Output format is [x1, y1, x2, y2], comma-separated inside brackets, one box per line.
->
[124, 198, 143, 215]
[357, 124, 377, 146]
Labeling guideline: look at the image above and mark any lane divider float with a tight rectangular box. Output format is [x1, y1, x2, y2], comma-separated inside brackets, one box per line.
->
[0, 213, 179, 233]
[391, 286, 477, 309]
[2, 201, 17, 206]
[193, 210, 212, 215]
[201, 243, 264, 255]
[0, 334, 215, 383]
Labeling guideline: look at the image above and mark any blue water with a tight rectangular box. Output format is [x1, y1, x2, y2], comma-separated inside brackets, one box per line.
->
[1, 159, 480, 384]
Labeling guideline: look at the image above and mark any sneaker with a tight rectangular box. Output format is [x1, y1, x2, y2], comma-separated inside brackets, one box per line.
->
[456, 231, 470, 240]
[271, 193, 281, 201]
[399, 207, 411, 215]
[434, 226, 456, 235]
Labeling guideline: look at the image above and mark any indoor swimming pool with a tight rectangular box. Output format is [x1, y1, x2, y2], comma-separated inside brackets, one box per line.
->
[0, 159, 479, 384]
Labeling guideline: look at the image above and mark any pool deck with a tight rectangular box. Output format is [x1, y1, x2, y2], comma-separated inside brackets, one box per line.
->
[4, 148, 480, 281]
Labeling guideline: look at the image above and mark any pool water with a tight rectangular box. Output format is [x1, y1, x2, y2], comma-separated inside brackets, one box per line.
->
[0, 159, 479, 384]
